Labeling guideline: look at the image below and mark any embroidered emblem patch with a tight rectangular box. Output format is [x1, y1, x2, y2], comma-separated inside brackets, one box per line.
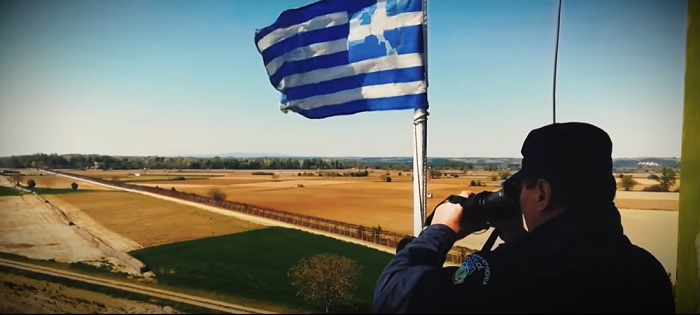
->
[452, 254, 492, 285]
[452, 256, 476, 284]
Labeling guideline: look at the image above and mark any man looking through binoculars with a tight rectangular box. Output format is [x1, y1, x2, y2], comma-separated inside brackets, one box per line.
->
[373, 122, 675, 314]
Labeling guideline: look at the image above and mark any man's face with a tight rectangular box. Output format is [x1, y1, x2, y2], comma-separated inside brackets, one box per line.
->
[517, 178, 549, 231]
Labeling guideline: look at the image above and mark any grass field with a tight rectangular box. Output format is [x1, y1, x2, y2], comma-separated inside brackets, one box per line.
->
[52, 191, 262, 247]
[130, 227, 394, 314]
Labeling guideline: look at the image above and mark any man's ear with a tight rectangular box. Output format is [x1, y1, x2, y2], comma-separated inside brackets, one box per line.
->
[536, 179, 553, 211]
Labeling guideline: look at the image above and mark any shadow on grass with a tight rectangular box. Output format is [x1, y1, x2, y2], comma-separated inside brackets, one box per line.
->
[0, 186, 23, 196]
[32, 188, 99, 195]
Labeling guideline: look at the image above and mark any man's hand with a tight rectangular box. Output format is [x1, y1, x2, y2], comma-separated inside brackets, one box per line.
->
[430, 190, 489, 240]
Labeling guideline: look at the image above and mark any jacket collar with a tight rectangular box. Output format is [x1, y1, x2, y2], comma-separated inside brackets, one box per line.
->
[526, 203, 626, 248]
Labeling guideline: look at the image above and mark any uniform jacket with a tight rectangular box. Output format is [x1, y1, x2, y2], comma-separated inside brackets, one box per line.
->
[373, 206, 675, 314]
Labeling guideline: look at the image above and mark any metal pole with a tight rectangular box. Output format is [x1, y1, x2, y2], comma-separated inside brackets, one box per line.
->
[675, 0, 699, 312]
[552, 0, 562, 124]
[412, 0, 429, 237]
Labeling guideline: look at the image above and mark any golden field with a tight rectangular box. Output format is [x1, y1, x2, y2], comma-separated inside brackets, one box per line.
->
[50, 190, 263, 248]
[63, 169, 680, 236]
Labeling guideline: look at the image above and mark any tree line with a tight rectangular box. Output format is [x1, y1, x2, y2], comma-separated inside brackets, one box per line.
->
[0, 153, 478, 171]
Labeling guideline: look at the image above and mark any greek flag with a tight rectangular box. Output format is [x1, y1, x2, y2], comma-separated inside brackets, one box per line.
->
[254, 0, 427, 119]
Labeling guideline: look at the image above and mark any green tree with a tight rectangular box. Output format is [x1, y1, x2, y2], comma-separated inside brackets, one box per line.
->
[27, 179, 36, 189]
[288, 253, 362, 313]
[71, 182, 78, 190]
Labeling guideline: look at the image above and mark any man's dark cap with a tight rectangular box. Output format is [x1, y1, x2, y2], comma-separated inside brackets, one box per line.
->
[503, 122, 614, 194]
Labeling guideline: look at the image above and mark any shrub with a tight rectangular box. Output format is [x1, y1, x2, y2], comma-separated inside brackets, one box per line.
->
[27, 179, 36, 189]
[642, 184, 668, 192]
[209, 188, 227, 201]
[71, 182, 79, 190]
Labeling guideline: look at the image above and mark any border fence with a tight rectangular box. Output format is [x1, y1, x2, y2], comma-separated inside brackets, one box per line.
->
[49, 170, 473, 264]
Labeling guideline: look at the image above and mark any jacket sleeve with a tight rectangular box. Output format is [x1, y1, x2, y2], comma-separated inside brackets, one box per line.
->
[373, 224, 457, 313]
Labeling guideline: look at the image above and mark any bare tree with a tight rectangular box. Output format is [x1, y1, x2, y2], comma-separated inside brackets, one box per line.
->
[208, 188, 228, 201]
[618, 175, 639, 191]
[658, 167, 677, 191]
[288, 253, 362, 313]
[9, 174, 23, 186]
[272, 173, 280, 182]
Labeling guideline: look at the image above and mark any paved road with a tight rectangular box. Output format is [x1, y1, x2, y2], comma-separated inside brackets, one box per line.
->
[0, 258, 275, 314]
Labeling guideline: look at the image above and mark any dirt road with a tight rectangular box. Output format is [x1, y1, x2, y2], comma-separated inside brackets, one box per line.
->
[0, 271, 177, 314]
[0, 258, 275, 314]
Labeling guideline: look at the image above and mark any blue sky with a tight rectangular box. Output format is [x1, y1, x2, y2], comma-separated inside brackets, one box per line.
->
[0, 0, 688, 158]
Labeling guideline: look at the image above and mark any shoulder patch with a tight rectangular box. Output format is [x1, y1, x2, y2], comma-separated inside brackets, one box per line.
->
[452, 254, 492, 285]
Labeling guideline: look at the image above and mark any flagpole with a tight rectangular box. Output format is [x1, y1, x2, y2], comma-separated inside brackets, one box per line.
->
[412, 0, 429, 237]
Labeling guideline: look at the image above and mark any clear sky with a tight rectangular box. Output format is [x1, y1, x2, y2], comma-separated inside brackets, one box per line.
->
[0, 0, 688, 158]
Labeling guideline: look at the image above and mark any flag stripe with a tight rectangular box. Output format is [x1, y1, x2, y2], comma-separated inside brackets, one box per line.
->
[285, 81, 426, 110]
[285, 66, 424, 102]
[268, 23, 423, 83]
[254, 0, 374, 41]
[265, 38, 347, 76]
[384, 0, 423, 16]
[270, 25, 423, 86]
[277, 53, 423, 90]
[261, 12, 423, 73]
[291, 93, 427, 119]
[257, 12, 349, 53]
[261, 24, 348, 66]
[270, 51, 349, 88]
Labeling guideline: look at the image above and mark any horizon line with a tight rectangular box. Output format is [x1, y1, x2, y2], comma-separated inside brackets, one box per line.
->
[0, 152, 682, 160]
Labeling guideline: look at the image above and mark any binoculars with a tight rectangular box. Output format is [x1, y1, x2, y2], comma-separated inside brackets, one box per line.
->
[397, 187, 521, 253]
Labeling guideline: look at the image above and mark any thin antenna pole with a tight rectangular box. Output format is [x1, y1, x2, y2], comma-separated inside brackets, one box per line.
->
[553, 0, 563, 124]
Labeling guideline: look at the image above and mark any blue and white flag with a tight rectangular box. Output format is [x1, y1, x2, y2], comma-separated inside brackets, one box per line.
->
[254, 0, 427, 119]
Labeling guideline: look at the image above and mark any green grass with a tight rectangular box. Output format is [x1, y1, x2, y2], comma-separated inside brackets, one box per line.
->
[120, 176, 212, 183]
[0, 186, 23, 196]
[33, 188, 97, 195]
[130, 227, 394, 314]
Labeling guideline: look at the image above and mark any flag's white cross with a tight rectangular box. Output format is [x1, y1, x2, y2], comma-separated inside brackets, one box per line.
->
[348, 0, 398, 56]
